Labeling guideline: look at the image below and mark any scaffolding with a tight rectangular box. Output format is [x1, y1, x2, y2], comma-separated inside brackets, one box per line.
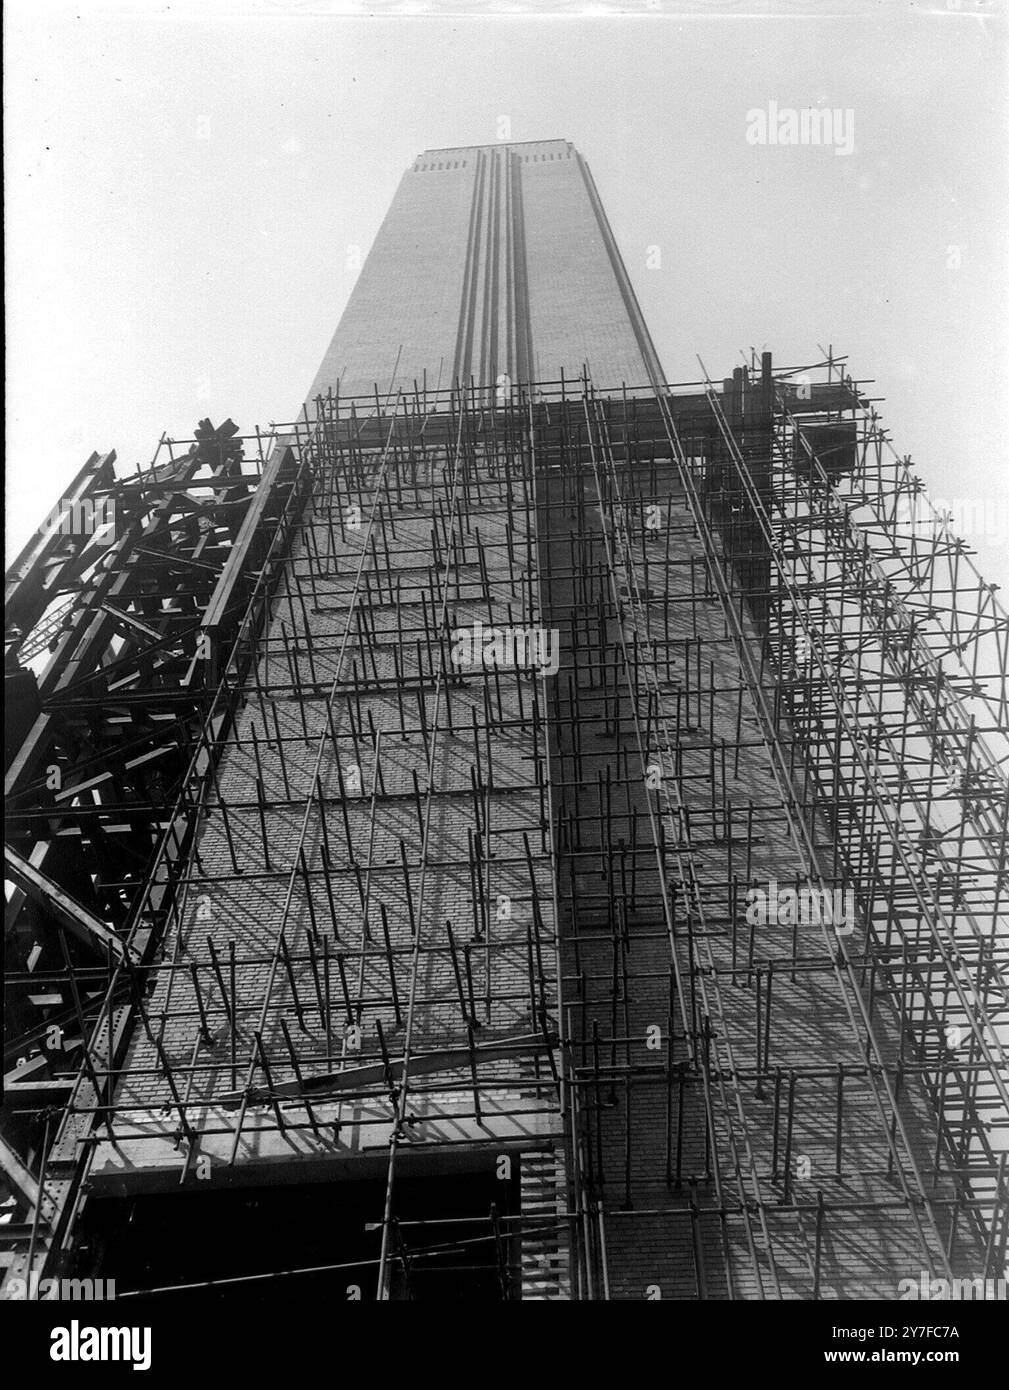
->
[3, 355, 1008, 1300]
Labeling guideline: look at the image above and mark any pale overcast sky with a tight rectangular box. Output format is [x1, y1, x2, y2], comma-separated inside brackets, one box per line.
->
[6, 1, 1009, 584]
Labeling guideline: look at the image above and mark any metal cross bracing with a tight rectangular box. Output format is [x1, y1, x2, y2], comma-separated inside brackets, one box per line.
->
[3, 419, 309, 1292]
[4, 358, 1007, 1302]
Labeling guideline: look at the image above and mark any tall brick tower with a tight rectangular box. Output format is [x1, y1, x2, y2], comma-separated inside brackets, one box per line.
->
[4, 142, 1007, 1302]
[308, 140, 664, 403]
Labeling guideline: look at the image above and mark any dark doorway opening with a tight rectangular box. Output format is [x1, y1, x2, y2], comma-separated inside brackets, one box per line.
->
[77, 1166, 521, 1302]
